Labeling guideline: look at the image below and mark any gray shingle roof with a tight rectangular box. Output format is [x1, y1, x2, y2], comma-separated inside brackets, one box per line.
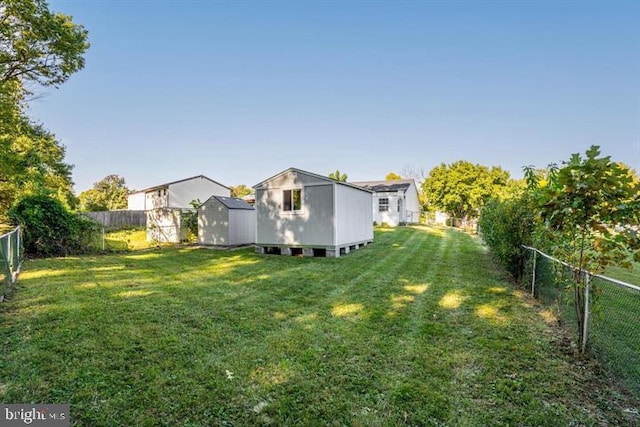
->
[350, 180, 412, 193]
[212, 196, 255, 210]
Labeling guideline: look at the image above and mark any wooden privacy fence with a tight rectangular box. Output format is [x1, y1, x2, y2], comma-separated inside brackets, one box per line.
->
[83, 210, 146, 229]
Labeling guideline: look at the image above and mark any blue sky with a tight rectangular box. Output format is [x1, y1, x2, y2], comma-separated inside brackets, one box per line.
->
[30, 1, 639, 192]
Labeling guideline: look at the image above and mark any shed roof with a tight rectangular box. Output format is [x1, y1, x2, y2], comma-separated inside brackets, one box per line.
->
[254, 167, 372, 193]
[350, 179, 413, 193]
[209, 196, 255, 210]
[129, 175, 230, 195]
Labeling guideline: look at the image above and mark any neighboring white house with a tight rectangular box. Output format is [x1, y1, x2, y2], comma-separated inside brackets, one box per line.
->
[350, 179, 422, 226]
[253, 168, 373, 257]
[127, 175, 230, 210]
[129, 175, 231, 243]
[198, 196, 256, 246]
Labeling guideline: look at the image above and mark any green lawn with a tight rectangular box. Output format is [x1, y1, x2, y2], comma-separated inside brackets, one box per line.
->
[102, 228, 161, 251]
[1, 226, 637, 425]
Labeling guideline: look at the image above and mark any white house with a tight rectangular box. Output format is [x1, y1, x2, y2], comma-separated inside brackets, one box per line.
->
[253, 168, 373, 257]
[198, 196, 256, 246]
[127, 175, 230, 210]
[129, 175, 231, 243]
[351, 179, 422, 226]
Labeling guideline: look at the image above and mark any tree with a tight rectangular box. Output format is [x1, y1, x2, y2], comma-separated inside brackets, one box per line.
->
[422, 161, 510, 221]
[230, 184, 253, 198]
[385, 172, 402, 181]
[328, 170, 347, 182]
[78, 175, 130, 211]
[0, 0, 88, 220]
[0, 100, 76, 216]
[526, 146, 640, 350]
[0, 0, 90, 88]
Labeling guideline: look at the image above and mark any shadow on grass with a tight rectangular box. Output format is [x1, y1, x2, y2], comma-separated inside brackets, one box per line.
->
[1, 226, 635, 426]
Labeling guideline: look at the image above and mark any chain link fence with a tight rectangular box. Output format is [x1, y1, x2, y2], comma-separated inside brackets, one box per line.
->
[0, 226, 23, 301]
[589, 275, 640, 391]
[523, 246, 639, 395]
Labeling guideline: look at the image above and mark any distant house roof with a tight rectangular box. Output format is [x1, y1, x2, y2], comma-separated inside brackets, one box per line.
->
[129, 175, 230, 195]
[350, 179, 414, 193]
[254, 167, 373, 193]
[210, 196, 254, 210]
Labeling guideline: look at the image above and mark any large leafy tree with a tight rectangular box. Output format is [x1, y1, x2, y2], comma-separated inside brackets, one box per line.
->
[0, 86, 76, 215]
[526, 146, 640, 350]
[78, 175, 130, 211]
[422, 161, 510, 220]
[230, 184, 253, 199]
[1, 0, 89, 88]
[0, 0, 88, 220]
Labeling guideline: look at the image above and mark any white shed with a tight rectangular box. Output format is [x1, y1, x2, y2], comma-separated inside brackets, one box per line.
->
[351, 179, 422, 226]
[146, 208, 188, 243]
[198, 196, 256, 246]
[253, 168, 373, 257]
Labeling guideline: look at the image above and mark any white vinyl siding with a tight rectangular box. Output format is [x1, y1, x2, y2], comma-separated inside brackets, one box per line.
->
[168, 177, 230, 208]
[335, 184, 373, 245]
[254, 168, 373, 251]
[198, 197, 255, 246]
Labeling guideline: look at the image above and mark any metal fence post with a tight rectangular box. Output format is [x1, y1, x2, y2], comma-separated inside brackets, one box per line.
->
[582, 272, 590, 353]
[531, 250, 537, 297]
[16, 226, 20, 269]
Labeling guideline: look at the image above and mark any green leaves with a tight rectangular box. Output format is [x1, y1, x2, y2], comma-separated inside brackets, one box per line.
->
[0, 0, 90, 88]
[328, 170, 348, 182]
[78, 175, 130, 212]
[0, 0, 89, 220]
[230, 184, 253, 198]
[529, 145, 640, 348]
[422, 161, 512, 220]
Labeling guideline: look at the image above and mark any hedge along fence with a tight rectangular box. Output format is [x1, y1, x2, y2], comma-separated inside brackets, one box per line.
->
[0, 226, 23, 301]
[523, 245, 640, 395]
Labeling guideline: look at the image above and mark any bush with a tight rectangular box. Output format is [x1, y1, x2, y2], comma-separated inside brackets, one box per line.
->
[479, 196, 536, 282]
[9, 194, 100, 257]
[180, 209, 198, 242]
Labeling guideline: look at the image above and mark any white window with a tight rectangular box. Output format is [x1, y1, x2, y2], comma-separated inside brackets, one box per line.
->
[379, 198, 389, 212]
[283, 189, 302, 211]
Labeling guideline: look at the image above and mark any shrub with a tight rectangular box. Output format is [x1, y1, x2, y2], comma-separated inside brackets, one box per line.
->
[9, 194, 100, 256]
[478, 196, 536, 282]
[180, 209, 198, 242]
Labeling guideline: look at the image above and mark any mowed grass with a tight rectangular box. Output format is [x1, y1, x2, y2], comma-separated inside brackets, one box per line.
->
[1, 226, 637, 426]
[103, 228, 160, 251]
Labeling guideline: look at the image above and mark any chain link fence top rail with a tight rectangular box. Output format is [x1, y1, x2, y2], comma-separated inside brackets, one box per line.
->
[0, 226, 23, 300]
[522, 245, 640, 396]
